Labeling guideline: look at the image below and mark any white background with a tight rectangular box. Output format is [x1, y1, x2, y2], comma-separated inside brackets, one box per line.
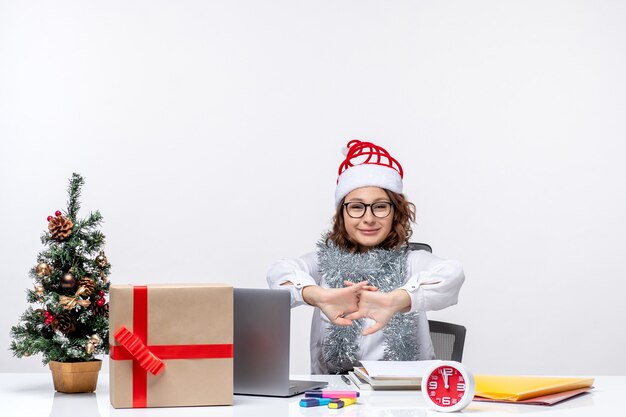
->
[1, 0, 625, 376]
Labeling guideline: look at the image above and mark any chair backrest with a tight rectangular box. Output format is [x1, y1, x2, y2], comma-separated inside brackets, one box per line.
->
[408, 242, 432, 253]
[407, 243, 466, 362]
[428, 320, 466, 362]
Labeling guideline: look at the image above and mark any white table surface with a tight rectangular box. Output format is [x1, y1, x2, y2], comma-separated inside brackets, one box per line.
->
[0, 373, 621, 417]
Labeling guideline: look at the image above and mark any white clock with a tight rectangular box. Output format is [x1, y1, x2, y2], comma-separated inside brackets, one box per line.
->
[421, 361, 475, 412]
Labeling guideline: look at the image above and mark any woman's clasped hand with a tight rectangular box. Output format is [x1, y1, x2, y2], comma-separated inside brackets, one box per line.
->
[302, 281, 411, 336]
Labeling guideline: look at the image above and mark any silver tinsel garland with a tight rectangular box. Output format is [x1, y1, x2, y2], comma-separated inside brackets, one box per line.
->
[317, 239, 420, 373]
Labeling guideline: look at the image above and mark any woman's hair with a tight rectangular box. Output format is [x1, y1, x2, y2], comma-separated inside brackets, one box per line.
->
[326, 189, 416, 253]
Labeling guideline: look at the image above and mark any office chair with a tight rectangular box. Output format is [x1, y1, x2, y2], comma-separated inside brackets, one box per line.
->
[408, 242, 432, 253]
[428, 320, 466, 362]
[408, 242, 467, 363]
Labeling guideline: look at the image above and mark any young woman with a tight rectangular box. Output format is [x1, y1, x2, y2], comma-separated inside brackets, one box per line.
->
[267, 140, 465, 374]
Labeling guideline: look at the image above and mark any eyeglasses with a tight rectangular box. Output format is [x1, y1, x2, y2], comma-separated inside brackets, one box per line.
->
[343, 201, 394, 219]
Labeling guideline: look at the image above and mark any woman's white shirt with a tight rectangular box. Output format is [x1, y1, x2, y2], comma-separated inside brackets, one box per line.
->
[266, 249, 465, 374]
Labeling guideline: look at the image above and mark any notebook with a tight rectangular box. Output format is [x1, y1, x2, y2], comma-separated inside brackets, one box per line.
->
[473, 387, 593, 406]
[360, 360, 440, 379]
[233, 288, 327, 397]
[474, 375, 595, 401]
[352, 368, 420, 390]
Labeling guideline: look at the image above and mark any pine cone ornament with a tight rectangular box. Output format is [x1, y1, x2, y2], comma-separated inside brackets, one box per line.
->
[48, 216, 74, 241]
[78, 277, 95, 296]
[51, 312, 77, 334]
[90, 302, 109, 318]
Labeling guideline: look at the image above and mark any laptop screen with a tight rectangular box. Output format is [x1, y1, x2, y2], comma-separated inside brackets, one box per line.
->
[233, 288, 292, 395]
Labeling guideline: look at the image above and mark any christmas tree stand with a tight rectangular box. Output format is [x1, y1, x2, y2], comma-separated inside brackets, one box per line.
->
[49, 360, 102, 393]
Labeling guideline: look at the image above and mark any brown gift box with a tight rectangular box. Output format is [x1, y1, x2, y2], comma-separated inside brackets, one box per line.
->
[109, 284, 233, 408]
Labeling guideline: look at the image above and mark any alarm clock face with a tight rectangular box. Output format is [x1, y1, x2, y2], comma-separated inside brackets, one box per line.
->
[422, 361, 475, 412]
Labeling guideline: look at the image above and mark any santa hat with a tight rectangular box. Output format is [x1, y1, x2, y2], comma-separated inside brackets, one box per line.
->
[335, 140, 404, 206]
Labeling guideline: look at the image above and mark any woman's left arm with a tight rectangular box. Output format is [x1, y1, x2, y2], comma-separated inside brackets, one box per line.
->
[343, 251, 465, 335]
[400, 250, 465, 313]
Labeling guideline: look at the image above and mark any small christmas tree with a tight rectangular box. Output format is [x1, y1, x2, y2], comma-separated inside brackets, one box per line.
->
[10, 173, 110, 363]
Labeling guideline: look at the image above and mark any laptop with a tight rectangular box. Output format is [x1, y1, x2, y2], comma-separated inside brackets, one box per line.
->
[234, 288, 327, 396]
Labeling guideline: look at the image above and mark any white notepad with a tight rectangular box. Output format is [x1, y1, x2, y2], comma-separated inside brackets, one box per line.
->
[360, 360, 440, 379]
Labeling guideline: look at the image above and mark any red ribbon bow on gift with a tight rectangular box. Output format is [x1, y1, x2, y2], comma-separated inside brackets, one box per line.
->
[114, 326, 165, 375]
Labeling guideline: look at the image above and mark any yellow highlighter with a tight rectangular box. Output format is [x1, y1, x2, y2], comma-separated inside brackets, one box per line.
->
[328, 397, 357, 409]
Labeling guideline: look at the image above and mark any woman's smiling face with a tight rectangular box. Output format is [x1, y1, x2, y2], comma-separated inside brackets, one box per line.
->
[342, 187, 394, 249]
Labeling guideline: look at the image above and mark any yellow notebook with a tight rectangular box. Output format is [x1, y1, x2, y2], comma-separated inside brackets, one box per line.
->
[474, 375, 594, 401]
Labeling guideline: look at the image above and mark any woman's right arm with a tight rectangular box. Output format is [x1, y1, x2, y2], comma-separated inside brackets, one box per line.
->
[266, 252, 368, 326]
[266, 251, 320, 308]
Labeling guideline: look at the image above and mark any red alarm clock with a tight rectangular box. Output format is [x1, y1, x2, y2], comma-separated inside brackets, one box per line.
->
[421, 361, 475, 412]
